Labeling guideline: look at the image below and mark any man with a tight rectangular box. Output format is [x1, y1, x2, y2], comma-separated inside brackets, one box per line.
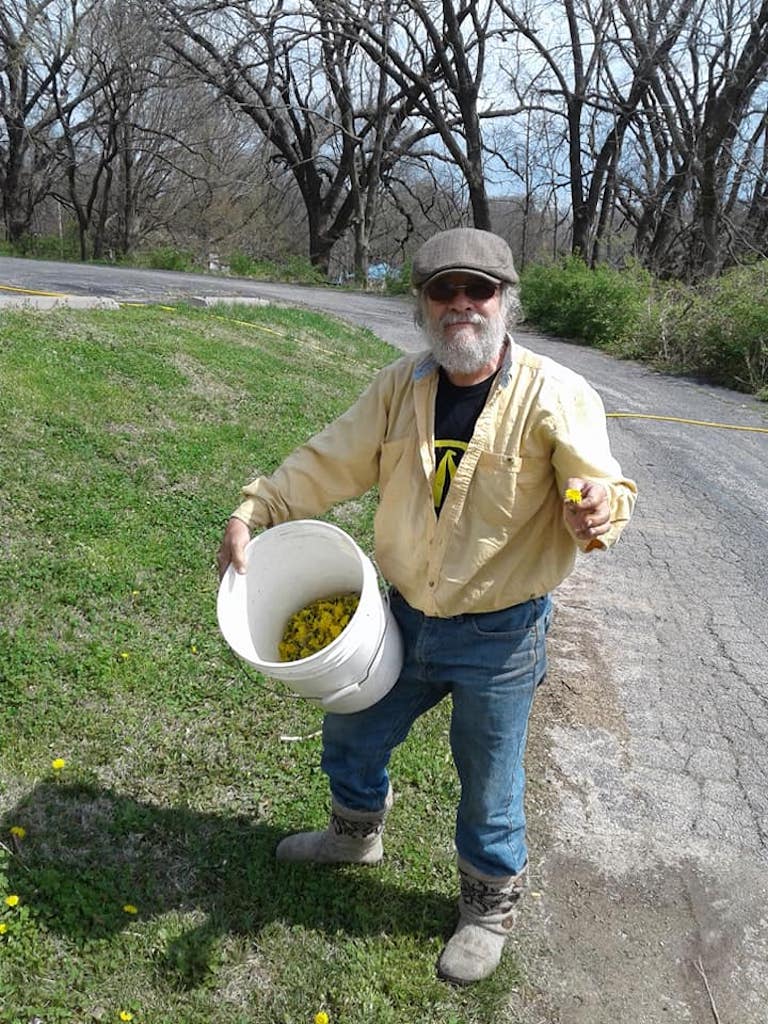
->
[217, 228, 637, 985]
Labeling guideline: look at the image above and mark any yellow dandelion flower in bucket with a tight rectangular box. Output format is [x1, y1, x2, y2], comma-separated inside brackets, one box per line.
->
[5, 895, 19, 907]
[51, 757, 67, 771]
[9, 826, 26, 840]
[279, 593, 359, 663]
[122, 904, 138, 915]
[564, 487, 583, 505]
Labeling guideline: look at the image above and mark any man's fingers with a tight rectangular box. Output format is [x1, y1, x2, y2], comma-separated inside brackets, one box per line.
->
[217, 518, 251, 578]
[230, 547, 248, 574]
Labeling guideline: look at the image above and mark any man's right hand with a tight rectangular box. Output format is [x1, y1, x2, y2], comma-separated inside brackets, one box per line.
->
[217, 517, 251, 579]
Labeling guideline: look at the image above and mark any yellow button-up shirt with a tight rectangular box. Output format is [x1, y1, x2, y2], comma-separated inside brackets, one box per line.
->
[232, 339, 637, 616]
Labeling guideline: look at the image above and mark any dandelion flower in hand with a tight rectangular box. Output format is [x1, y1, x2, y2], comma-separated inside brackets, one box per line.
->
[564, 487, 582, 505]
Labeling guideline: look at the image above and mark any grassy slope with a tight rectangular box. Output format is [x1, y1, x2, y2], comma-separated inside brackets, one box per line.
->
[0, 304, 521, 1023]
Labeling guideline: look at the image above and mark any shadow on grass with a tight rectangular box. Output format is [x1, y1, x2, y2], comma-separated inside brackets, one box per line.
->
[2, 781, 453, 987]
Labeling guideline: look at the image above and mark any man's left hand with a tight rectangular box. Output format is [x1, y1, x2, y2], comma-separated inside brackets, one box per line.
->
[563, 477, 611, 547]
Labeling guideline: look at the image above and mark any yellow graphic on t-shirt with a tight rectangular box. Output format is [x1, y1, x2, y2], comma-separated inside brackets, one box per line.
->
[434, 439, 468, 509]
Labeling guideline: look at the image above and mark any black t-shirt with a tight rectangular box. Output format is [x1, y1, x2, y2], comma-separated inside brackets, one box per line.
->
[433, 368, 496, 513]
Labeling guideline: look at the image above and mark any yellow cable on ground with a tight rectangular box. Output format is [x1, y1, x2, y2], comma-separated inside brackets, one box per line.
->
[607, 412, 768, 434]
[210, 312, 286, 337]
[0, 283, 67, 297]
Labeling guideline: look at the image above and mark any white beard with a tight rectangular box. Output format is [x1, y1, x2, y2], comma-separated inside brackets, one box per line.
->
[424, 310, 507, 377]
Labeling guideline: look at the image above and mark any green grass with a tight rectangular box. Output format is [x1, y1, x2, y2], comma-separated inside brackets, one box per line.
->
[0, 303, 523, 1022]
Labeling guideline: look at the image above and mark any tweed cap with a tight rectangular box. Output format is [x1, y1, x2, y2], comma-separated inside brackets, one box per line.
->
[411, 228, 519, 288]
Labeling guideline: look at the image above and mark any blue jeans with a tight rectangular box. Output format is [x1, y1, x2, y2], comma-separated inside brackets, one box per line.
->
[321, 591, 552, 877]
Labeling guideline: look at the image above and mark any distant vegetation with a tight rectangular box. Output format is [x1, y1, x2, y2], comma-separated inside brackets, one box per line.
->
[520, 258, 768, 400]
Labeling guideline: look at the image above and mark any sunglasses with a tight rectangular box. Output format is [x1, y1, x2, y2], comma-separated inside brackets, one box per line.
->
[424, 277, 500, 302]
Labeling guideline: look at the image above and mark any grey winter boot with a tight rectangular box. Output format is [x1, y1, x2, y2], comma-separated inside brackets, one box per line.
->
[275, 786, 393, 865]
[437, 856, 527, 985]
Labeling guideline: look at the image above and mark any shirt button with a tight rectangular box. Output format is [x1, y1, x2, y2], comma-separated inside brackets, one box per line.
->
[428, 581, 435, 587]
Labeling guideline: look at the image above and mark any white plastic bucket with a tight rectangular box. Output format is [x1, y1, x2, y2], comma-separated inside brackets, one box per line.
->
[216, 519, 403, 714]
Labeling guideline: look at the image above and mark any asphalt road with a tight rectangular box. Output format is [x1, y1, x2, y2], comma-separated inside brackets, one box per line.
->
[3, 256, 768, 1021]
[0, 255, 421, 352]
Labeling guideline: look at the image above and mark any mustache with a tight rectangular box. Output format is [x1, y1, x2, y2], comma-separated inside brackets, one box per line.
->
[439, 311, 487, 327]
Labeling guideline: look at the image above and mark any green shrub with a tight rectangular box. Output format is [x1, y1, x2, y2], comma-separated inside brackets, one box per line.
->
[228, 251, 281, 278]
[228, 251, 325, 284]
[697, 263, 768, 392]
[614, 280, 700, 364]
[3, 233, 81, 261]
[228, 251, 258, 277]
[385, 259, 412, 295]
[281, 254, 326, 284]
[519, 256, 651, 348]
[146, 247, 194, 272]
[617, 263, 768, 395]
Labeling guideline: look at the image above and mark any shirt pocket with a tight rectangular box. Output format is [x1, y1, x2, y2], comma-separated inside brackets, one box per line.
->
[379, 436, 413, 490]
[472, 451, 550, 527]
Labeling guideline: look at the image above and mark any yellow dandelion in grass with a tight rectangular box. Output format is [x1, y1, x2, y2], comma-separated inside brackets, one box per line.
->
[0, 923, 7, 934]
[314, 1013, 330, 1024]
[564, 487, 583, 505]
[9, 826, 26, 840]
[122, 903, 138, 915]
[51, 758, 67, 771]
[4, 895, 19, 907]
[118, 1013, 134, 1022]
[120, 651, 130, 661]
[190, 644, 198, 654]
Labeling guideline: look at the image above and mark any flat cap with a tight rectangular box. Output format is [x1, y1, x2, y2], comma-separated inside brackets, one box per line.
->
[411, 227, 519, 287]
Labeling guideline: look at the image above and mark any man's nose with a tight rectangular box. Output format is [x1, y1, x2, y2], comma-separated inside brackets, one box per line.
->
[448, 286, 475, 309]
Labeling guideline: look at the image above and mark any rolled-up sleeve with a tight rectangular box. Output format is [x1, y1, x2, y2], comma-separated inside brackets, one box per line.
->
[546, 376, 637, 550]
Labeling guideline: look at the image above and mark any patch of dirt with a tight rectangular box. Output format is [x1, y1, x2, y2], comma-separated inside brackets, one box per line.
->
[170, 351, 242, 409]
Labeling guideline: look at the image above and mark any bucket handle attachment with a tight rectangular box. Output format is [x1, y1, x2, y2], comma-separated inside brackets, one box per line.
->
[318, 558, 395, 708]
[317, 610, 392, 709]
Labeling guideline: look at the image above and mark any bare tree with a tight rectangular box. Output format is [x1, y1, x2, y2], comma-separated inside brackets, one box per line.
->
[494, 0, 696, 266]
[147, 0, 432, 276]
[0, 0, 107, 244]
[620, 0, 768, 277]
[337, 0, 525, 232]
